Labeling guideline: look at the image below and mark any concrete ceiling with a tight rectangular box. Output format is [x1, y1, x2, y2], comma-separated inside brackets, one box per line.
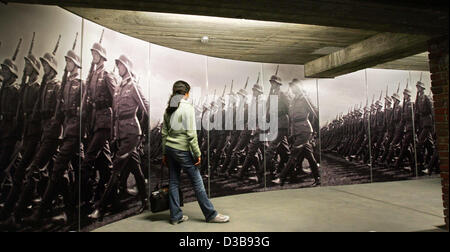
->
[6, 0, 446, 74]
[67, 7, 379, 65]
[66, 7, 430, 71]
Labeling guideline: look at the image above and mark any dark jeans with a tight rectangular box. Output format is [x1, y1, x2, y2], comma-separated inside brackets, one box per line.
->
[165, 145, 217, 222]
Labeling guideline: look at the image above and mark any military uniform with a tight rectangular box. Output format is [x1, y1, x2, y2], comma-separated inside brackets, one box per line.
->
[385, 97, 403, 165]
[379, 101, 394, 163]
[237, 86, 264, 183]
[278, 87, 320, 186]
[13, 62, 62, 222]
[81, 63, 115, 202]
[372, 103, 385, 162]
[25, 63, 85, 224]
[0, 77, 40, 219]
[415, 84, 434, 170]
[0, 80, 20, 180]
[93, 61, 149, 216]
[264, 89, 290, 176]
[394, 95, 415, 171]
[210, 99, 229, 175]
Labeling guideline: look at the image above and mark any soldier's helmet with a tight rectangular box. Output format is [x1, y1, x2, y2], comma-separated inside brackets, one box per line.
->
[115, 54, 134, 75]
[252, 83, 263, 94]
[416, 81, 426, 90]
[237, 88, 248, 97]
[384, 95, 392, 104]
[356, 108, 363, 115]
[1, 58, 19, 78]
[91, 42, 107, 60]
[65, 50, 81, 68]
[269, 75, 282, 85]
[403, 86, 412, 96]
[391, 92, 400, 102]
[40, 52, 58, 73]
[375, 100, 382, 108]
[24, 54, 41, 73]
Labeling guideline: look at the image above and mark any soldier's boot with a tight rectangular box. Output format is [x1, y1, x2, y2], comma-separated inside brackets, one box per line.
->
[0, 182, 20, 221]
[226, 155, 239, 177]
[236, 156, 252, 180]
[220, 154, 233, 175]
[13, 178, 36, 223]
[134, 167, 149, 215]
[310, 164, 321, 187]
[89, 169, 121, 220]
[22, 179, 58, 226]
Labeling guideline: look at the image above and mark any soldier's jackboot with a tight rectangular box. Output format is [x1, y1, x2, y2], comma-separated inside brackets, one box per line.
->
[89, 169, 121, 220]
[134, 167, 149, 215]
[0, 183, 20, 221]
[22, 179, 57, 226]
[237, 155, 252, 179]
[226, 155, 239, 176]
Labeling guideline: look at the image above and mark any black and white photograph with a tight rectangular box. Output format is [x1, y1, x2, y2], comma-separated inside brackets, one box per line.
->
[0, 3, 82, 231]
[204, 56, 264, 198]
[318, 70, 372, 186]
[79, 19, 151, 231]
[262, 64, 321, 190]
[0, 1, 447, 234]
[367, 69, 440, 182]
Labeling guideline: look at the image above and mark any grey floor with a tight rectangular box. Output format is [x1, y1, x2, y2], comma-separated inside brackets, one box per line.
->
[93, 178, 446, 232]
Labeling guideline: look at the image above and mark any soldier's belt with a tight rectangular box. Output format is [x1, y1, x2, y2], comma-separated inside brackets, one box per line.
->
[118, 113, 135, 120]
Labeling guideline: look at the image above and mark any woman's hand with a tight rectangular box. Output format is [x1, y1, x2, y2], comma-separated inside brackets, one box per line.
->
[162, 155, 167, 167]
[194, 156, 201, 166]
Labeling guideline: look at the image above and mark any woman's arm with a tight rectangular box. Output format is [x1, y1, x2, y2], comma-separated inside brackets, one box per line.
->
[161, 112, 169, 156]
[185, 104, 201, 158]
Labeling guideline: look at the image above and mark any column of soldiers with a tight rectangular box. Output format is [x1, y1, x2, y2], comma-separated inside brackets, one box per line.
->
[0, 31, 150, 230]
[321, 79, 439, 176]
[150, 67, 321, 188]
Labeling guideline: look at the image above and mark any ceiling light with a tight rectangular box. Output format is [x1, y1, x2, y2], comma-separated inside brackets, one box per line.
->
[201, 36, 209, 44]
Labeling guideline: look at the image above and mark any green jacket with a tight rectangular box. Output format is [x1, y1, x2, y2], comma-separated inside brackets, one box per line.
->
[161, 99, 201, 158]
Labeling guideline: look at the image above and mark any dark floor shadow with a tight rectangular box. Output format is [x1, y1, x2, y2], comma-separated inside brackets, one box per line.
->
[413, 225, 448, 232]
[143, 213, 170, 222]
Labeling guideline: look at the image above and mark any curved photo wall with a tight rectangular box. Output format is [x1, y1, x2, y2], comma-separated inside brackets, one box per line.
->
[0, 3, 440, 232]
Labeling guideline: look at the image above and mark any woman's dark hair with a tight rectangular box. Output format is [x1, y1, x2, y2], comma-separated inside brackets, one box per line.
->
[165, 80, 191, 115]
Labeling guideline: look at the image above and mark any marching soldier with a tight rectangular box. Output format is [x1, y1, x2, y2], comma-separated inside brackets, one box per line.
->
[414, 80, 434, 174]
[24, 33, 83, 226]
[80, 30, 114, 204]
[394, 83, 416, 172]
[383, 84, 403, 167]
[0, 34, 42, 221]
[0, 38, 22, 188]
[235, 75, 265, 184]
[210, 85, 228, 176]
[372, 93, 385, 163]
[7, 36, 63, 226]
[264, 67, 290, 179]
[273, 79, 320, 186]
[219, 80, 241, 175]
[379, 88, 394, 164]
[89, 54, 149, 220]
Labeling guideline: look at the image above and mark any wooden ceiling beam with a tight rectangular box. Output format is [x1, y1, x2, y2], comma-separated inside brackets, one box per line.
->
[304, 33, 430, 78]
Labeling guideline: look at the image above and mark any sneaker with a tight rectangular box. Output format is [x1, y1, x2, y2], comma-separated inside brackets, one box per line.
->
[171, 215, 189, 225]
[209, 213, 230, 223]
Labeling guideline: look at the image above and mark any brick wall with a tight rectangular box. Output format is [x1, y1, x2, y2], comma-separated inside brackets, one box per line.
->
[427, 35, 449, 230]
